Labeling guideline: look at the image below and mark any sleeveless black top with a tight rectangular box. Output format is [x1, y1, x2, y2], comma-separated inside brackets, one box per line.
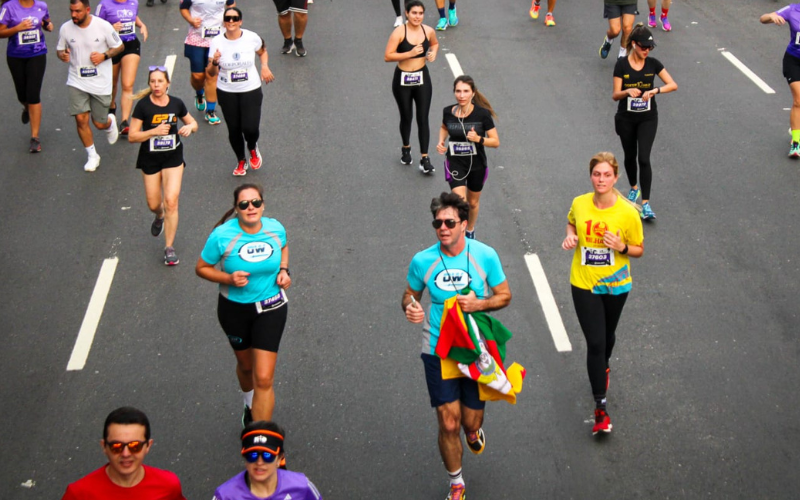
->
[397, 25, 430, 58]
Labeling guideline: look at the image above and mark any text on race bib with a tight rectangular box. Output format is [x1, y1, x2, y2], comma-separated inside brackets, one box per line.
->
[203, 26, 220, 38]
[580, 247, 615, 266]
[400, 70, 423, 86]
[79, 66, 98, 77]
[229, 69, 248, 82]
[119, 22, 135, 35]
[627, 96, 651, 112]
[149, 134, 177, 152]
[449, 141, 476, 156]
[18, 29, 40, 45]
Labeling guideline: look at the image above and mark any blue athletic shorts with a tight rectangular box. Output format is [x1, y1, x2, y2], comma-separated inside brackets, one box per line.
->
[183, 44, 209, 74]
[421, 353, 485, 410]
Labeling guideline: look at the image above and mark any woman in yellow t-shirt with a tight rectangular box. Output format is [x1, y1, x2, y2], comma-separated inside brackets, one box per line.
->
[562, 151, 644, 436]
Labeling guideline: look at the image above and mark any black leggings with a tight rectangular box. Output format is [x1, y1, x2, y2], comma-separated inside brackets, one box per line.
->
[7, 54, 47, 105]
[217, 87, 263, 162]
[392, 0, 401, 16]
[615, 115, 658, 200]
[391, 65, 432, 154]
[571, 286, 628, 398]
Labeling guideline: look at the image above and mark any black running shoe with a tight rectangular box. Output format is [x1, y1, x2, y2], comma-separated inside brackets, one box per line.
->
[119, 119, 130, 135]
[151, 215, 165, 237]
[401, 146, 412, 165]
[29, 137, 41, 153]
[281, 38, 294, 54]
[21, 108, 29, 124]
[242, 405, 253, 428]
[294, 38, 307, 57]
[419, 156, 435, 174]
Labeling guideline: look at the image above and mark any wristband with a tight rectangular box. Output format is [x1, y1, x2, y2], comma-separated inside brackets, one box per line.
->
[103, 53, 109, 61]
[280, 267, 290, 276]
[620, 244, 629, 255]
[212, 61, 219, 66]
[479, 136, 485, 145]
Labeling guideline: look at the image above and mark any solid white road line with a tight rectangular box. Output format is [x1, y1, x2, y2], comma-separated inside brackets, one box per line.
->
[721, 51, 776, 94]
[524, 253, 572, 352]
[445, 53, 464, 78]
[164, 54, 177, 80]
[67, 257, 119, 371]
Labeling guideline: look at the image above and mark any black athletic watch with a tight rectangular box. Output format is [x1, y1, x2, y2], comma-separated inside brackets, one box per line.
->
[620, 244, 629, 255]
[479, 136, 485, 145]
[280, 267, 290, 276]
[103, 53, 109, 61]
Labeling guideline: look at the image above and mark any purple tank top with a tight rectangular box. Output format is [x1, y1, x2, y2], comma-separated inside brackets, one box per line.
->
[777, 4, 800, 59]
[0, 0, 49, 58]
[213, 470, 322, 500]
[95, 0, 139, 42]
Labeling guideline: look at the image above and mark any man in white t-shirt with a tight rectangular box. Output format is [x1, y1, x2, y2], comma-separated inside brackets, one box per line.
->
[57, 0, 123, 172]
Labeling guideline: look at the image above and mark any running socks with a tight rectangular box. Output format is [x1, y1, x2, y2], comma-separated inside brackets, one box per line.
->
[438, 7, 446, 18]
[448, 468, 465, 486]
[618, 47, 627, 58]
[196, 89, 204, 97]
[793, 130, 800, 144]
[449, 0, 456, 9]
[649, 6, 656, 16]
[594, 395, 608, 411]
[207, 101, 217, 112]
[243, 389, 254, 408]
[661, 7, 669, 17]
[85, 144, 97, 157]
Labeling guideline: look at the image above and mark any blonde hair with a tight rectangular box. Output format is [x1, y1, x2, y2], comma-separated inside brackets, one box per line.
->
[131, 69, 170, 101]
[589, 151, 641, 212]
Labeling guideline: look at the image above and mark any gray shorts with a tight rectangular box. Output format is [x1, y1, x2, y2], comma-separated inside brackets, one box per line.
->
[68, 86, 111, 123]
[604, 3, 638, 19]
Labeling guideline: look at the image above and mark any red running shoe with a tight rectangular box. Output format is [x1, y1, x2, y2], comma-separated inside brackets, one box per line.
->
[232, 160, 248, 176]
[593, 409, 613, 435]
[249, 145, 262, 170]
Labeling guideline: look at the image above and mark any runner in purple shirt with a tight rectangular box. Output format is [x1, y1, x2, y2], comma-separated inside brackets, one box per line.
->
[213, 421, 322, 500]
[0, 0, 53, 152]
[762, 4, 800, 157]
[95, 0, 147, 134]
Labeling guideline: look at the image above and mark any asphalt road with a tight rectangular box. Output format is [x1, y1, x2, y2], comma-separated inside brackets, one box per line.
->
[2, 0, 800, 498]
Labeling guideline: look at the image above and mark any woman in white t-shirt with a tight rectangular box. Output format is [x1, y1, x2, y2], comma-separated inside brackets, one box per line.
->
[207, 7, 274, 176]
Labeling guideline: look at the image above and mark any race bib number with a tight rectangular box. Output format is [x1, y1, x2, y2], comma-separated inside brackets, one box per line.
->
[202, 25, 221, 38]
[581, 247, 615, 266]
[149, 134, 177, 152]
[255, 290, 288, 313]
[119, 22, 135, 35]
[796, 31, 800, 45]
[449, 141, 476, 156]
[400, 70, 423, 86]
[229, 69, 248, 83]
[18, 29, 40, 45]
[79, 66, 98, 78]
[626, 96, 651, 112]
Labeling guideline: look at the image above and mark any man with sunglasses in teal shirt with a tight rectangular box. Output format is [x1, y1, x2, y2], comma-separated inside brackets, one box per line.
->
[402, 191, 511, 500]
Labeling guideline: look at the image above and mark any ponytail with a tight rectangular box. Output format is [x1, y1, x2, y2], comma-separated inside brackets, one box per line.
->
[626, 22, 646, 52]
[453, 75, 497, 119]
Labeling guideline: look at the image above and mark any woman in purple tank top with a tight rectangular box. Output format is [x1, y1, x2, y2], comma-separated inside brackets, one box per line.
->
[762, 5, 800, 158]
[0, 0, 53, 153]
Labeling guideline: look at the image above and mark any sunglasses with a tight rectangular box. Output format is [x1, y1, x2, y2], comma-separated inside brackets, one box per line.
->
[224, 15, 241, 22]
[243, 451, 278, 464]
[106, 440, 147, 454]
[238, 199, 263, 210]
[148, 65, 167, 72]
[635, 44, 653, 51]
[432, 219, 460, 229]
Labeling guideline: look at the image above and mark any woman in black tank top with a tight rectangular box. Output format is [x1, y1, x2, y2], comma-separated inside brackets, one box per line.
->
[384, 0, 439, 174]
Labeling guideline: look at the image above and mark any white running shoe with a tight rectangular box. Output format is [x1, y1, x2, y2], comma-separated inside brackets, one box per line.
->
[394, 16, 403, 27]
[106, 113, 119, 145]
[84, 155, 101, 172]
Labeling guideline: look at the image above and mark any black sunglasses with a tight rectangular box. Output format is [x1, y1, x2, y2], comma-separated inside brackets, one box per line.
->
[243, 451, 278, 464]
[224, 15, 241, 22]
[106, 440, 147, 454]
[432, 219, 460, 229]
[238, 199, 263, 210]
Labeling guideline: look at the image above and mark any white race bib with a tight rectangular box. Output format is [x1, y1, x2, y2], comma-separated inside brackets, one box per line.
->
[626, 96, 651, 112]
[255, 289, 288, 313]
[119, 21, 135, 35]
[79, 66, 98, 78]
[229, 69, 248, 83]
[580, 247, 615, 266]
[795, 31, 800, 45]
[18, 29, 41, 45]
[449, 141, 476, 156]
[400, 70, 423, 86]
[202, 25, 221, 38]
[149, 134, 177, 152]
